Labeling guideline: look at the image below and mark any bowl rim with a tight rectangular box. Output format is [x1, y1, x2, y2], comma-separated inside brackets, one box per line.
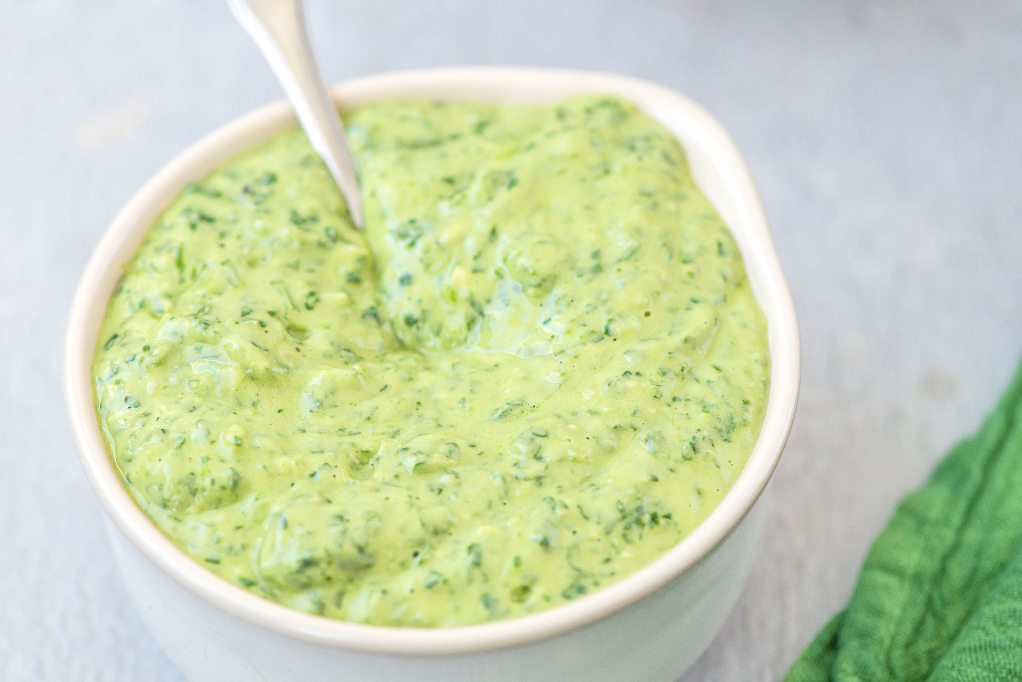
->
[64, 66, 800, 656]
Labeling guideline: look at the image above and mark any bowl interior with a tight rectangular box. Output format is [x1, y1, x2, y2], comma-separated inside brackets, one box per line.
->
[64, 67, 799, 655]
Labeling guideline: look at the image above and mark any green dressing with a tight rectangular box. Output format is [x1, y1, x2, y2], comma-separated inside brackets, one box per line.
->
[92, 95, 769, 627]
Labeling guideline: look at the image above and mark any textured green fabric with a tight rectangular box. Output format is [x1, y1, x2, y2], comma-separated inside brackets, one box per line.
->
[786, 360, 1022, 682]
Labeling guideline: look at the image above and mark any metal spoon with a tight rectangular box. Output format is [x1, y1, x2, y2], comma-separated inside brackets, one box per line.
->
[227, 0, 364, 228]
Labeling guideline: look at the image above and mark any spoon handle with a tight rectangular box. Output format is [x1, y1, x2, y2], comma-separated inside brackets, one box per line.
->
[228, 0, 364, 228]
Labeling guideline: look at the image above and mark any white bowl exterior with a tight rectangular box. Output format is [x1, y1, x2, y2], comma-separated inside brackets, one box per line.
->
[65, 67, 800, 680]
[109, 488, 767, 682]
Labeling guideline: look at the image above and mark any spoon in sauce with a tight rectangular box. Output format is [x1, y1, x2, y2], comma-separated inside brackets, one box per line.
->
[228, 0, 364, 228]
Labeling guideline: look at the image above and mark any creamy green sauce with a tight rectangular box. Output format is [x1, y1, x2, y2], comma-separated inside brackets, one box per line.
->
[93, 95, 769, 627]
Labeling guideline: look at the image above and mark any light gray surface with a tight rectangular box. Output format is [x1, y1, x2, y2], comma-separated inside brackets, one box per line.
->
[2, 1, 1022, 680]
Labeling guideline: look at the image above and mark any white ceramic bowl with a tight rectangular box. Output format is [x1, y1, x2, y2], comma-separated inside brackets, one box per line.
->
[64, 67, 799, 682]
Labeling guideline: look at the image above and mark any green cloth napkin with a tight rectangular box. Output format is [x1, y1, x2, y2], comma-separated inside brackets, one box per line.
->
[786, 360, 1022, 682]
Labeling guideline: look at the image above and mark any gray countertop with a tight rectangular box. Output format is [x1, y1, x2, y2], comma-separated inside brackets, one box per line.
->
[3, 1, 1022, 679]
